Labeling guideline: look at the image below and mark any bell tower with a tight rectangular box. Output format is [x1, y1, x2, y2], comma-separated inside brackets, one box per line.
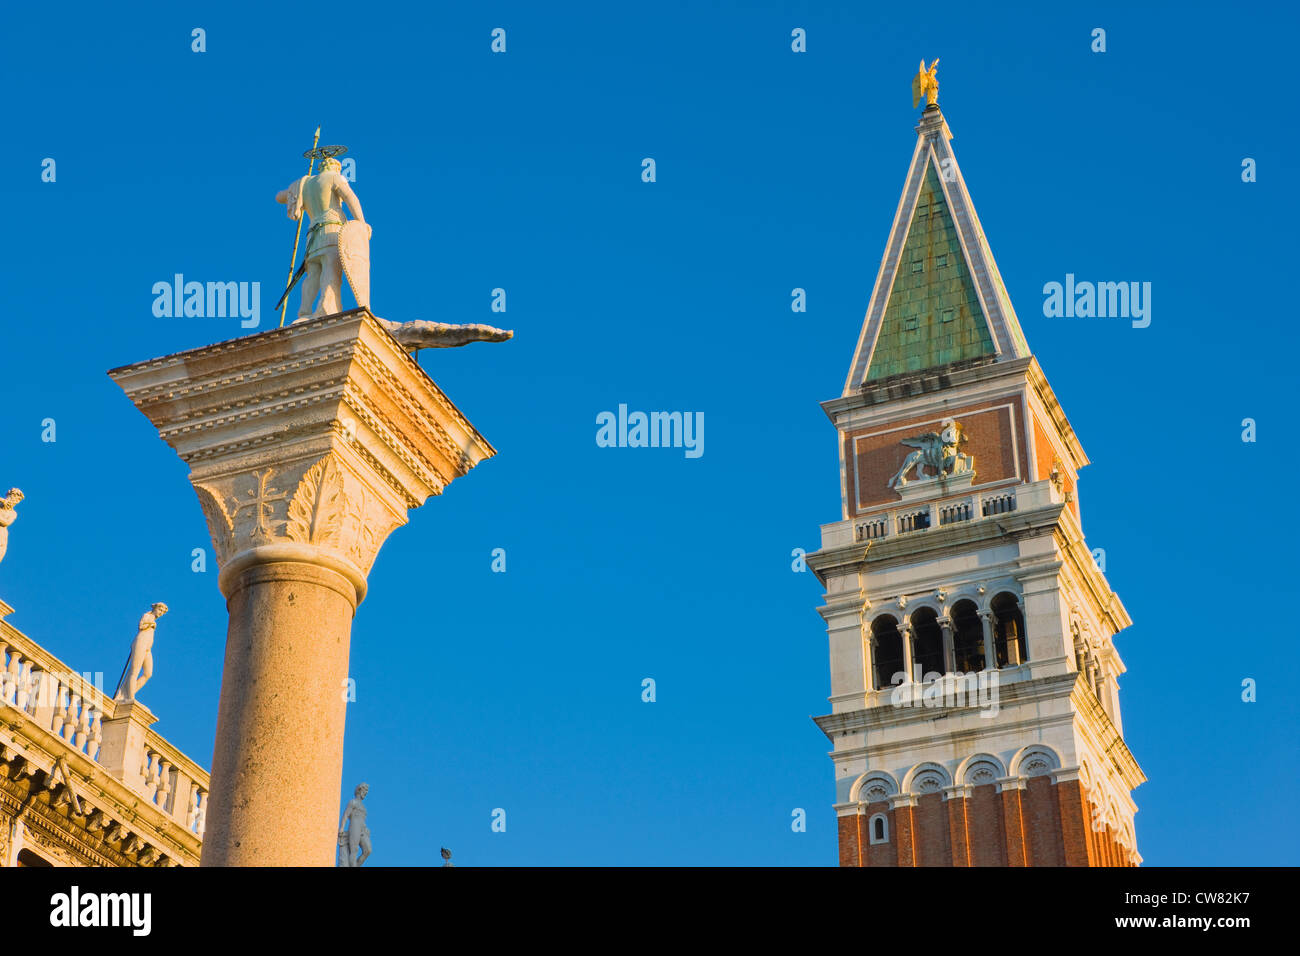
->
[809, 94, 1144, 866]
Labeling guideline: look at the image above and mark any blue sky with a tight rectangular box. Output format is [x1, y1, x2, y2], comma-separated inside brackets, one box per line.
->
[2, 0, 1297, 865]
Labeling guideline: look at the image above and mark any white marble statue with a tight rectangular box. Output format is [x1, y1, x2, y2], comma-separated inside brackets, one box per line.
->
[338, 783, 372, 867]
[275, 153, 512, 351]
[888, 419, 974, 489]
[0, 488, 23, 565]
[277, 157, 368, 321]
[114, 603, 169, 702]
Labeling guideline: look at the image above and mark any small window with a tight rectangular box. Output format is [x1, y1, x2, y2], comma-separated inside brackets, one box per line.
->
[869, 813, 890, 845]
[915, 203, 929, 219]
[903, 316, 919, 331]
[936, 254, 948, 268]
[941, 308, 955, 323]
[911, 259, 924, 273]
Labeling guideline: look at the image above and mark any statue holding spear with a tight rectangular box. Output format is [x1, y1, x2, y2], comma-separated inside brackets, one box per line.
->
[276, 136, 366, 323]
[273, 130, 512, 351]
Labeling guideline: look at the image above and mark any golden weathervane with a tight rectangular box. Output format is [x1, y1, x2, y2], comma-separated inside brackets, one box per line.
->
[912, 58, 940, 109]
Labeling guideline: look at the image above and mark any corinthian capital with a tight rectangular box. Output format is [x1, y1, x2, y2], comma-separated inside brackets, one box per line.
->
[110, 309, 496, 602]
[190, 453, 408, 597]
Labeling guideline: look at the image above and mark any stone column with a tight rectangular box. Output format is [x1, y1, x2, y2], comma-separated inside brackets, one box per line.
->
[109, 309, 496, 866]
[898, 622, 914, 684]
[938, 617, 954, 674]
[979, 610, 997, 671]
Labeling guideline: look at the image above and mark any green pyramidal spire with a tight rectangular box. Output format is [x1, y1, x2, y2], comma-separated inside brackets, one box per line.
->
[865, 161, 994, 380]
[844, 105, 1032, 394]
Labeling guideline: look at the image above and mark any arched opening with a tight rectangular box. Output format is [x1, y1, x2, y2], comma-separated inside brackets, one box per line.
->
[868, 813, 889, 845]
[991, 592, 1027, 666]
[909, 607, 945, 677]
[17, 848, 53, 867]
[870, 615, 903, 690]
[951, 599, 985, 673]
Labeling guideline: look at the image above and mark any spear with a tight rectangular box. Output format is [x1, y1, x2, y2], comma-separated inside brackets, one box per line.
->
[278, 126, 321, 327]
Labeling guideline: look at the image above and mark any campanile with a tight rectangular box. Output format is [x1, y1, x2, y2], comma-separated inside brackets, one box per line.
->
[809, 91, 1144, 867]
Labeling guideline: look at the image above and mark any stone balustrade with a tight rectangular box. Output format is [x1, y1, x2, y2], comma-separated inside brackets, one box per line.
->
[0, 608, 209, 841]
[848, 487, 1020, 544]
[981, 492, 1016, 517]
[1, 637, 106, 762]
[140, 733, 208, 837]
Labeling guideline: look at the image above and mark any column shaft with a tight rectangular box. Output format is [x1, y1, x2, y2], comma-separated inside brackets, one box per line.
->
[981, 612, 997, 671]
[200, 561, 357, 866]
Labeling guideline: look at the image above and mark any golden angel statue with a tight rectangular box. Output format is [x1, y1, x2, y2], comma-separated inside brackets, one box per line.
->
[912, 58, 940, 109]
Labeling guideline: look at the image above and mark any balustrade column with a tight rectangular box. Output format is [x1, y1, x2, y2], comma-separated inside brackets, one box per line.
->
[157, 757, 173, 812]
[0, 643, 11, 704]
[88, 711, 103, 761]
[3, 653, 19, 706]
[193, 787, 207, 837]
[15, 660, 33, 711]
[74, 701, 90, 752]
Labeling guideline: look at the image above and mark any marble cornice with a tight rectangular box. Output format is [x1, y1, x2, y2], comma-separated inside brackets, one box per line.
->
[2, 713, 201, 866]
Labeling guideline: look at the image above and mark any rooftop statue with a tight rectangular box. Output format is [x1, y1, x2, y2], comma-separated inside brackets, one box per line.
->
[275, 133, 512, 352]
[912, 58, 940, 109]
[114, 603, 169, 702]
[276, 152, 366, 322]
[337, 782, 372, 867]
[0, 488, 23, 565]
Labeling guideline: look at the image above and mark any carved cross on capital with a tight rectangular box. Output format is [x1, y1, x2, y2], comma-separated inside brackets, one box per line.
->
[194, 453, 406, 593]
[231, 469, 289, 539]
